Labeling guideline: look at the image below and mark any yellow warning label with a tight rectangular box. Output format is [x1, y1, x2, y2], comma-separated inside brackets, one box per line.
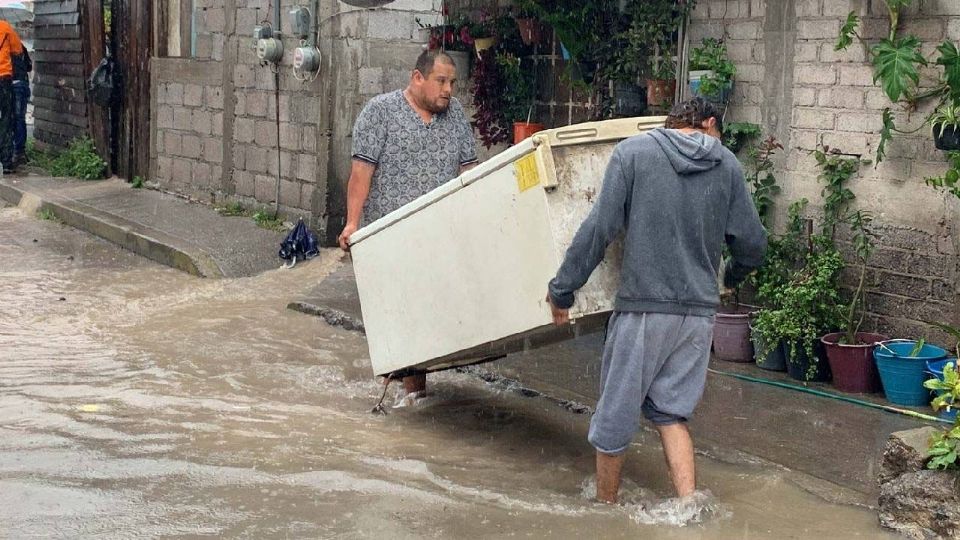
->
[515, 153, 540, 193]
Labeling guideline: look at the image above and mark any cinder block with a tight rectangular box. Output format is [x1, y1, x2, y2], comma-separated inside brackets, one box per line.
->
[836, 111, 881, 132]
[794, 108, 836, 129]
[234, 170, 255, 197]
[280, 123, 301, 151]
[181, 135, 202, 159]
[795, 0, 821, 17]
[280, 179, 300, 208]
[164, 131, 182, 156]
[158, 105, 174, 129]
[793, 87, 817, 106]
[212, 112, 224, 136]
[255, 174, 276, 202]
[234, 117, 255, 144]
[173, 109, 192, 130]
[302, 125, 318, 152]
[172, 158, 193, 183]
[184, 84, 203, 107]
[205, 86, 224, 110]
[234, 65, 256, 88]
[297, 152, 317, 181]
[366, 11, 414, 40]
[359, 67, 384, 95]
[254, 120, 279, 147]
[838, 65, 876, 86]
[795, 63, 837, 85]
[819, 42, 867, 63]
[193, 110, 213, 135]
[900, 19, 946, 41]
[797, 19, 839, 39]
[818, 87, 865, 109]
[727, 20, 761, 40]
[205, 8, 226, 33]
[192, 161, 213, 187]
[301, 182, 315, 210]
[794, 42, 819, 62]
[166, 83, 184, 105]
[245, 145, 268, 173]
[204, 137, 223, 164]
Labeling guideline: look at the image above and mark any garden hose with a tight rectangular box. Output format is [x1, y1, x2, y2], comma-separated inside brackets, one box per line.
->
[707, 368, 954, 425]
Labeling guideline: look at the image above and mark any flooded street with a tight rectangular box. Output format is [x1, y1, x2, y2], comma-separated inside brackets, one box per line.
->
[0, 204, 894, 538]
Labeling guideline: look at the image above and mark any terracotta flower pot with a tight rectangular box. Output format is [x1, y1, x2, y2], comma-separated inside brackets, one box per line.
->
[646, 79, 676, 109]
[513, 121, 544, 144]
[516, 18, 542, 46]
[821, 332, 888, 393]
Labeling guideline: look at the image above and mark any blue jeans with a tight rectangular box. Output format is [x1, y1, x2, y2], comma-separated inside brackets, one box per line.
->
[12, 81, 29, 157]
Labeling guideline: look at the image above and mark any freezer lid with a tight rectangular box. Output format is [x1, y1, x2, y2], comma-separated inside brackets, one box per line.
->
[349, 116, 667, 245]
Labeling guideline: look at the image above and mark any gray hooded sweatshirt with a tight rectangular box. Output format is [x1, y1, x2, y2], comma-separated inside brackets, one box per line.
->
[548, 127, 767, 316]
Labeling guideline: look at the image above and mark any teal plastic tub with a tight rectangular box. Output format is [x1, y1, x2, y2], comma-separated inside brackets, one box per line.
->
[874, 341, 948, 406]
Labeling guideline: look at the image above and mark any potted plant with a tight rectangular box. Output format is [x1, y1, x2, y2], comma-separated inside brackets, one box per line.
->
[750, 199, 809, 371]
[930, 103, 960, 151]
[820, 210, 889, 393]
[497, 52, 541, 143]
[713, 284, 756, 363]
[513, 7, 542, 46]
[688, 38, 736, 104]
[626, 0, 693, 112]
[468, 11, 498, 55]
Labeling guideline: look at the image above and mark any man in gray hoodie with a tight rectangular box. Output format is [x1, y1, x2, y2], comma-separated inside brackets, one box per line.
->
[546, 98, 767, 503]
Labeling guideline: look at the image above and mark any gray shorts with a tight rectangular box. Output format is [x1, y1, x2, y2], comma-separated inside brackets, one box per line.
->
[587, 311, 714, 455]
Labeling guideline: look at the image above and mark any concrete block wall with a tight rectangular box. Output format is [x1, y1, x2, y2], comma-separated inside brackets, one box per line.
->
[151, 0, 447, 242]
[690, 0, 960, 340]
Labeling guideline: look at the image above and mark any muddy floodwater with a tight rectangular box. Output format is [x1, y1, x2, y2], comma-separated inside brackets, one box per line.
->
[0, 205, 894, 538]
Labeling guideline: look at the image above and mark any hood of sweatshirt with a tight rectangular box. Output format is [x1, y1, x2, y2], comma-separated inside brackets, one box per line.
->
[648, 127, 723, 175]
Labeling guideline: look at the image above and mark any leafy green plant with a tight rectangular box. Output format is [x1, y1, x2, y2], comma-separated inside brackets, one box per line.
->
[496, 52, 536, 122]
[929, 103, 960, 137]
[835, 1, 960, 164]
[722, 121, 761, 153]
[841, 210, 877, 344]
[924, 151, 960, 198]
[36, 208, 57, 221]
[813, 146, 869, 239]
[754, 199, 810, 308]
[216, 201, 248, 217]
[689, 38, 736, 98]
[131, 176, 144, 189]
[743, 135, 783, 228]
[252, 210, 287, 231]
[33, 137, 108, 180]
[922, 322, 960, 470]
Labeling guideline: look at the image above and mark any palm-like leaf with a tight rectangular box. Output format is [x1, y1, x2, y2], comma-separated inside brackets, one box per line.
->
[871, 36, 926, 102]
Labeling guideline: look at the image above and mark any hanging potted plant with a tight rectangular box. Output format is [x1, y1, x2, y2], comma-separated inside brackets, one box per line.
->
[513, 7, 542, 46]
[688, 38, 736, 104]
[930, 103, 960, 151]
[820, 210, 888, 393]
[468, 12, 498, 56]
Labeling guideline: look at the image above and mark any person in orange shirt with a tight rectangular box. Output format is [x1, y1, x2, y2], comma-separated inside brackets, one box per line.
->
[0, 19, 23, 173]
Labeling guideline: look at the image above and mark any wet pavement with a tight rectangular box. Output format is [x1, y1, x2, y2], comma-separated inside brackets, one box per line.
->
[1, 204, 896, 538]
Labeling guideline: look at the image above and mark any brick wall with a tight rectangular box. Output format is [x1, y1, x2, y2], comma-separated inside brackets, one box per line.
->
[690, 0, 960, 341]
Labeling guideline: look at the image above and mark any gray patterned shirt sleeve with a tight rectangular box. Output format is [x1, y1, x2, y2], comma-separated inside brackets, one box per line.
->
[453, 100, 478, 166]
[351, 99, 386, 164]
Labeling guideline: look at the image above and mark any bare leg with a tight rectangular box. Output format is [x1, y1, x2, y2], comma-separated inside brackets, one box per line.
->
[595, 451, 625, 504]
[402, 373, 426, 394]
[655, 423, 696, 497]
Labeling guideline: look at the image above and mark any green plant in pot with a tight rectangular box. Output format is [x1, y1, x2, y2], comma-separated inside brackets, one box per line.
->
[820, 210, 889, 393]
[623, 0, 695, 112]
[467, 11, 498, 54]
[930, 103, 960, 151]
[497, 52, 541, 143]
[923, 322, 960, 469]
[688, 38, 736, 104]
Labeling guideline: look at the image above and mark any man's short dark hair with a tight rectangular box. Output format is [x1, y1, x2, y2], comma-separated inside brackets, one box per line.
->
[415, 49, 456, 78]
[664, 97, 723, 134]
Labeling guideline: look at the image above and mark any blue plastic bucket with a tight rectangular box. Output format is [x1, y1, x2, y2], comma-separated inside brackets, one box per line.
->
[926, 358, 958, 421]
[874, 341, 948, 406]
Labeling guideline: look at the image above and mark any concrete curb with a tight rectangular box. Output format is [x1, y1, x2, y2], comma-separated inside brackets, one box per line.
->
[0, 179, 224, 278]
[287, 300, 366, 334]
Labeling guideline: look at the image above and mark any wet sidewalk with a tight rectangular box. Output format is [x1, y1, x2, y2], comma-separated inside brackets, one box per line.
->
[0, 174, 288, 278]
[289, 258, 931, 504]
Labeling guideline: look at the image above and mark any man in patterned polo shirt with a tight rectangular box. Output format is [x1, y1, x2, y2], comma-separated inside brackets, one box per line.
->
[337, 49, 478, 403]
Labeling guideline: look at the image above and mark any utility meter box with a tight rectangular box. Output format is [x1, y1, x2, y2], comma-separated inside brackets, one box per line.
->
[350, 117, 666, 377]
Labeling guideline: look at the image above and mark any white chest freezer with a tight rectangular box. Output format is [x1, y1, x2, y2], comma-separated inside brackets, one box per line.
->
[350, 117, 667, 377]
